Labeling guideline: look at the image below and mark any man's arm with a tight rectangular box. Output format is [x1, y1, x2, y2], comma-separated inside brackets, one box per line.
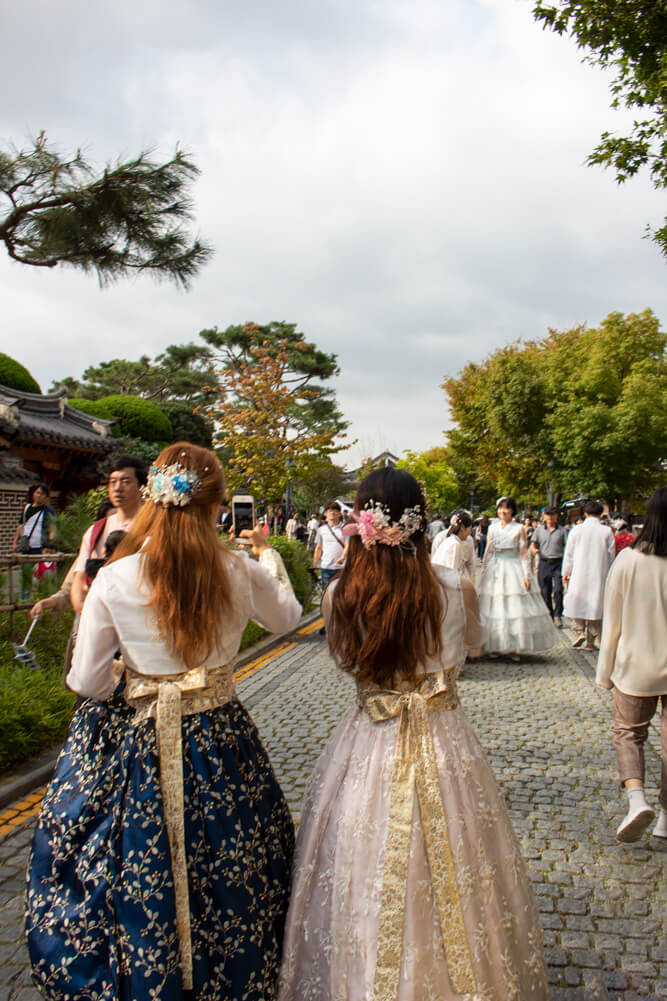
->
[70, 570, 86, 614]
[313, 543, 322, 568]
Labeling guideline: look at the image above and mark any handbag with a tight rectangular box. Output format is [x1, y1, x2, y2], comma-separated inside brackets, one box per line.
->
[18, 507, 44, 553]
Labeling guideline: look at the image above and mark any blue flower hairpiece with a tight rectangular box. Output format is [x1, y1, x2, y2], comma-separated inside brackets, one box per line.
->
[142, 462, 201, 507]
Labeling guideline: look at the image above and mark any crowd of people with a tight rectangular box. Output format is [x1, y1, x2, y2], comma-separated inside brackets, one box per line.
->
[12, 451, 666, 1000]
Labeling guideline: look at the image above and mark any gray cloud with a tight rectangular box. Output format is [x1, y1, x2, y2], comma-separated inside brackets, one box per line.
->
[1, 0, 666, 470]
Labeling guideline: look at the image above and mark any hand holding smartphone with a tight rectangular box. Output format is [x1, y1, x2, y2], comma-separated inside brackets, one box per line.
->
[232, 495, 255, 544]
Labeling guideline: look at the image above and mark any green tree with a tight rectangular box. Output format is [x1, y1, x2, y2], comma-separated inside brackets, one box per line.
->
[0, 352, 41, 393]
[55, 343, 217, 403]
[203, 322, 350, 506]
[290, 456, 350, 513]
[533, 1, 667, 255]
[396, 447, 460, 514]
[443, 310, 667, 504]
[0, 133, 211, 284]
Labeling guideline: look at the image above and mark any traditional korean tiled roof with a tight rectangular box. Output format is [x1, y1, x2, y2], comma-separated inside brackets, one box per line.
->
[0, 385, 115, 452]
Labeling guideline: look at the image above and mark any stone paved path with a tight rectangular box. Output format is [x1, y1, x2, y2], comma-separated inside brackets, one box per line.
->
[1, 630, 665, 1000]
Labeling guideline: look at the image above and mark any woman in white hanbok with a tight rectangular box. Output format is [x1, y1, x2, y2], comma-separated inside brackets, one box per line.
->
[431, 510, 472, 578]
[478, 497, 557, 657]
[278, 470, 549, 1001]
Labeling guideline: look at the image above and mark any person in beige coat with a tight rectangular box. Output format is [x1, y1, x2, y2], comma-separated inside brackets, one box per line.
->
[596, 486, 667, 843]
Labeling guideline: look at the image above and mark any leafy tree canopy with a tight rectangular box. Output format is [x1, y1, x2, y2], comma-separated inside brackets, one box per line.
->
[443, 309, 666, 504]
[0, 352, 41, 394]
[533, 1, 667, 255]
[54, 342, 217, 403]
[0, 133, 211, 285]
[205, 321, 350, 505]
[396, 447, 460, 515]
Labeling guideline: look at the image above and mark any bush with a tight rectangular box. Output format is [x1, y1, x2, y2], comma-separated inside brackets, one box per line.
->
[0, 352, 41, 394]
[268, 536, 314, 611]
[69, 395, 172, 443]
[0, 609, 76, 774]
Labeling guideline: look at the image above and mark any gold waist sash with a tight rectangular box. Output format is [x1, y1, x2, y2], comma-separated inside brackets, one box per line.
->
[358, 668, 476, 999]
[123, 661, 236, 991]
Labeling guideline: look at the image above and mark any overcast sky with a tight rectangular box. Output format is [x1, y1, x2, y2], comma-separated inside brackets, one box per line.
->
[1, 0, 666, 468]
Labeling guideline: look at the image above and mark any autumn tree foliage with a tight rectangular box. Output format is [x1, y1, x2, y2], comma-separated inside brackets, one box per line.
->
[443, 310, 666, 506]
[203, 322, 350, 506]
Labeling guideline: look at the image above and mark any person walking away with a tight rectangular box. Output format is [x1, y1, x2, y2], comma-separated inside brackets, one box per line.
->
[312, 501, 345, 588]
[612, 518, 635, 555]
[431, 510, 472, 574]
[26, 442, 301, 1001]
[563, 500, 615, 650]
[426, 513, 445, 551]
[306, 513, 320, 551]
[476, 513, 490, 559]
[277, 468, 549, 1001]
[596, 486, 667, 843]
[531, 506, 568, 627]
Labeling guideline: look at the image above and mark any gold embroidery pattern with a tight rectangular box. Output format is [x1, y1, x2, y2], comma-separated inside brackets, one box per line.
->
[124, 661, 236, 991]
[358, 668, 476, 998]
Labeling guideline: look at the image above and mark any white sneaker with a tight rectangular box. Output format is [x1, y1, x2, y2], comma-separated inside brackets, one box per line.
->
[616, 803, 655, 843]
[653, 810, 667, 839]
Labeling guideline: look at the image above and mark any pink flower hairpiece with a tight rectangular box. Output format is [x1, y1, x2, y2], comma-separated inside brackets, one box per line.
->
[342, 500, 424, 549]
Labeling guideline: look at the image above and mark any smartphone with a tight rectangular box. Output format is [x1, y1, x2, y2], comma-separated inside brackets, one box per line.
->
[232, 495, 255, 543]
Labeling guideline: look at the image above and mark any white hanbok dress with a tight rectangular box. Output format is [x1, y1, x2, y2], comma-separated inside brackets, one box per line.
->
[277, 567, 549, 1001]
[478, 520, 557, 654]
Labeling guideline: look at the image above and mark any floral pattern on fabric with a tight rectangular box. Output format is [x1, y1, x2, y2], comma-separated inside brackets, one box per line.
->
[27, 692, 294, 1001]
[277, 686, 550, 1001]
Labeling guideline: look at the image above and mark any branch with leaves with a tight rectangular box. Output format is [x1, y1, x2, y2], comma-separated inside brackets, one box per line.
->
[0, 133, 212, 285]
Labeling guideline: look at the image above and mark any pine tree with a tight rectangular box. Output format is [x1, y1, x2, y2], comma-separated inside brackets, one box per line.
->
[0, 133, 211, 285]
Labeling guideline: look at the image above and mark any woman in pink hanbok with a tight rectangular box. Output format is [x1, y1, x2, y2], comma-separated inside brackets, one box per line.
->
[278, 468, 549, 1001]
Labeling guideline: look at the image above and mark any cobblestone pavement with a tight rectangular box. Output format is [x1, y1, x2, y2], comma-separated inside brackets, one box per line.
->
[1, 629, 665, 1000]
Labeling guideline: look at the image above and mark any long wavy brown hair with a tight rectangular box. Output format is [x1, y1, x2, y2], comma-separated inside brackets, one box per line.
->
[109, 442, 233, 668]
[327, 467, 445, 686]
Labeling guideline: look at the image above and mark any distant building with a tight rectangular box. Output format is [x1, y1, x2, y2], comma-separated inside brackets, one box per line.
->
[0, 385, 115, 553]
[342, 450, 400, 491]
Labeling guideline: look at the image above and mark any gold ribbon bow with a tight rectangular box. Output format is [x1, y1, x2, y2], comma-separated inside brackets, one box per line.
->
[359, 669, 476, 999]
[124, 662, 235, 991]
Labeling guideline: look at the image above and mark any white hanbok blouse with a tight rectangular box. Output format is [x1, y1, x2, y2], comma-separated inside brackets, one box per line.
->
[68, 548, 302, 700]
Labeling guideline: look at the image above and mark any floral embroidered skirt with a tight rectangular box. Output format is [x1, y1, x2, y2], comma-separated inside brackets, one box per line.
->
[26, 692, 294, 1001]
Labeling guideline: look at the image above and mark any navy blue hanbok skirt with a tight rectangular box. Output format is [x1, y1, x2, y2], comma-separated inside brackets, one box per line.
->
[26, 691, 294, 1001]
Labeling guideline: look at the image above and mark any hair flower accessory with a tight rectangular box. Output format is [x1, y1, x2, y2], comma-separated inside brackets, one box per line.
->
[143, 462, 201, 507]
[342, 500, 424, 549]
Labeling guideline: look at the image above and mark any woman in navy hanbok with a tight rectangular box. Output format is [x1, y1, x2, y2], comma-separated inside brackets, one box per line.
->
[26, 442, 301, 1001]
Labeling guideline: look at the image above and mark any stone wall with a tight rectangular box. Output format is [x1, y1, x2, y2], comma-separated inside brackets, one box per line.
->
[0, 483, 28, 556]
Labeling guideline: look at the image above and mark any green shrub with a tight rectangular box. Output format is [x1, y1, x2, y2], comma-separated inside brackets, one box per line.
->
[267, 536, 314, 611]
[69, 395, 172, 443]
[0, 352, 41, 394]
[0, 610, 76, 774]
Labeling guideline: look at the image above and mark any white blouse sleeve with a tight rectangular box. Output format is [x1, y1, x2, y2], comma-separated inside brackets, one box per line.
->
[66, 572, 120, 700]
[245, 548, 302, 634]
